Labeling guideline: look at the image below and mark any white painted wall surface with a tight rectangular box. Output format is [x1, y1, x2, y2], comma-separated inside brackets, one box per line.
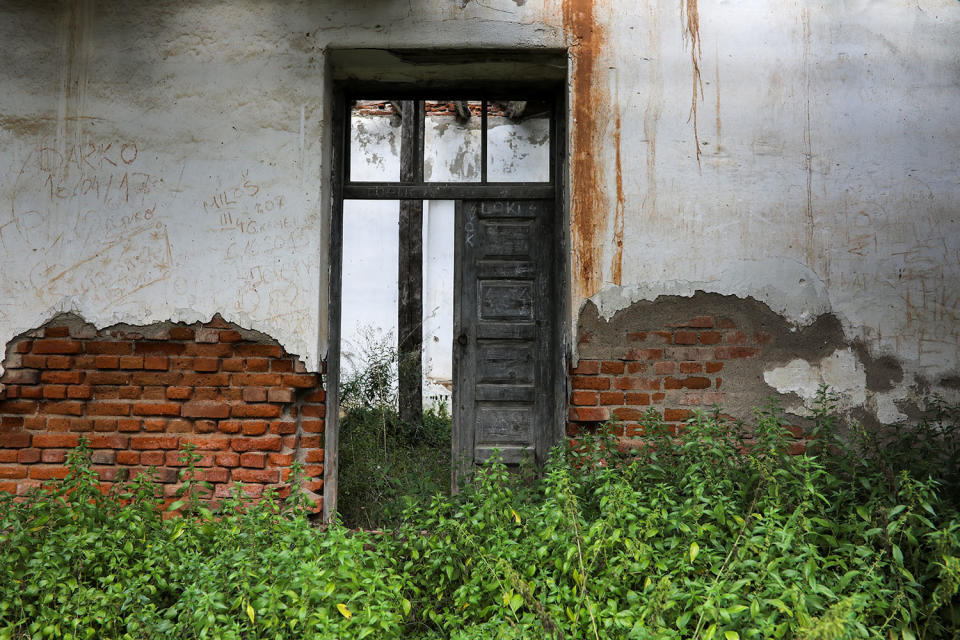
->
[0, 0, 957, 414]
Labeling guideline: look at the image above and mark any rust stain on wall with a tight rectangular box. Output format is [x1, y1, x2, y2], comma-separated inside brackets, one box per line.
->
[609, 95, 625, 286]
[681, 0, 703, 168]
[563, 0, 608, 299]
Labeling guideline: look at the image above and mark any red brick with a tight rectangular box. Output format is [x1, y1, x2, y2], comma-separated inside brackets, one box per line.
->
[85, 342, 132, 355]
[267, 388, 294, 403]
[17, 448, 40, 463]
[270, 359, 294, 373]
[144, 355, 169, 370]
[270, 420, 297, 434]
[301, 404, 325, 418]
[754, 332, 772, 344]
[653, 361, 676, 375]
[132, 372, 183, 386]
[197, 467, 228, 483]
[244, 358, 270, 372]
[221, 358, 245, 372]
[91, 450, 116, 465]
[216, 452, 240, 467]
[627, 331, 647, 342]
[140, 451, 165, 465]
[180, 436, 231, 451]
[33, 339, 81, 355]
[699, 331, 723, 345]
[614, 377, 661, 391]
[598, 391, 624, 405]
[87, 372, 130, 385]
[117, 451, 140, 465]
[569, 407, 610, 422]
[701, 392, 725, 405]
[195, 327, 220, 343]
[281, 374, 317, 388]
[43, 401, 83, 416]
[21, 355, 46, 368]
[94, 355, 120, 369]
[182, 402, 231, 419]
[1, 369, 40, 385]
[134, 342, 185, 356]
[130, 436, 179, 450]
[219, 330, 243, 343]
[571, 391, 598, 406]
[193, 387, 222, 401]
[679, 362, 703, 374]
[715, 346, 760, 359]
[231, 436, 282, 452]
[705, 362, 723, 373]
[652, 393, 666, 403]
[142, 419, 167, 432]
[240, 452, 266, 468]
[305, 449, 325, 463]
[169, 326, 195, 341]
[0, 480, 16, 493]
[624, 348, 662, 361]
[302, 390, 325, 403]
[625, 392, 651, 405]
[140, 387, 166, 401]
[119, 356, 145, 370]
[572, 361, 598, 375]
[89, 435, 128, 449]
[87, 402, 131, 416]
[242, 387, 267, 403]
[30, 466, 68, 480]
[33, 433, 79, 448]
[41, 385, 65, 399]
[195, 420, 216, 433]
[673, 331, 698, 345]
[2, 400, 37, 414]
[300, 435, 322, 448]
[233, 468, 279, 483]
[600, 361, 625, 375]
[664, 347, 713, 361]
[304, 480, 324, 494]
[626, 362, 648, 374]
[185, 343, 232, 357]
[664, 408, 693, 422]
[181, 373, 230, 387]
[235, 344, 284, 358]
[192, 357, 220, 372]
[302, 465, 324, 478]
[1, 415, 24, 429]
[572, 376, 610, 390]
[67, 385, 92, 399]
[268, 453, 294, 466]
[23, 415, 46, 429]
[301, 420, 324, 433]
[681, 394, 702, 406]
[13, 340, 32, 353]
[613, 407, 645, 421]
[117, 418, 141, 432]
[242, 421, 268, 436]
[231, 404, 281, 419]
[133, 403, 181, 417]
[0, 467, 28, 479]
[218, 420, 241, 434]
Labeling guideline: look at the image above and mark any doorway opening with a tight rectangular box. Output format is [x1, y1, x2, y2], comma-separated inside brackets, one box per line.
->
[327, 81, 566, 524]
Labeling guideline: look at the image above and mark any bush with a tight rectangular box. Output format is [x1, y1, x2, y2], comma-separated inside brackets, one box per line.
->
[1, 389, 959, 639]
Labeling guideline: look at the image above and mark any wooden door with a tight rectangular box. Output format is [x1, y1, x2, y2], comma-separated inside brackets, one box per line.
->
[453, 199, 556, 481]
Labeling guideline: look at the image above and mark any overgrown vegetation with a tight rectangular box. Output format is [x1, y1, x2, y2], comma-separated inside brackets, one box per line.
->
[337, 328, 452, 529]
[2, 387, 959, 639]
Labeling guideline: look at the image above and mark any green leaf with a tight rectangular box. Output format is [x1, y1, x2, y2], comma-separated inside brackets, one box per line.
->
[246, 603, 255, 625]
[689, 541, 700, 564]
[166, 500, 185, 513]
[892, 544, 903, 565]
[337, 603, 352, 619]
[401, 598, 411, 617]
[725, 632, 740, 640]
[509, 594, 523, 613]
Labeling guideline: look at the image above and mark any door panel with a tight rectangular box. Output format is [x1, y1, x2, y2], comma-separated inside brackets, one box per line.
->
[454, 199, 555, 476]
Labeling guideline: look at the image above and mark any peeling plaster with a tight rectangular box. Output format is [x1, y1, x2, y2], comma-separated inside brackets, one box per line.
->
[763, 348, 867, 414]
[589, 258, 832, 327]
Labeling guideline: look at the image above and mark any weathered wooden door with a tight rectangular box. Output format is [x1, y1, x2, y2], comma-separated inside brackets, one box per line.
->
[453, 199, 556, 479]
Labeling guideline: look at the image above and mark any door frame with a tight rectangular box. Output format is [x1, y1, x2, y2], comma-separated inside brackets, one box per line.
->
[324, 77, 569, 523]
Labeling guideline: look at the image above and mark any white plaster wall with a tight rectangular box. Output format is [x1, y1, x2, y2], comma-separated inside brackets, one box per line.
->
[0, 0, 957, 410]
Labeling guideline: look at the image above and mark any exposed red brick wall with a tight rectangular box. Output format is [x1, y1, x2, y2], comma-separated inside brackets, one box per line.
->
[568, 313, 807, 453]
[0, 316, 325, 511]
